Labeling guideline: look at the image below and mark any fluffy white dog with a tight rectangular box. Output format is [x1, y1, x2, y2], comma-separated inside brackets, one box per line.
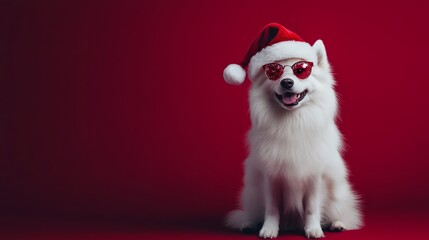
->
[223, 23, 362, 239]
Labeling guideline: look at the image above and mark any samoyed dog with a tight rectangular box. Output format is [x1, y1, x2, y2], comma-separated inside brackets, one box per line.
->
[223, 23, 362, 239]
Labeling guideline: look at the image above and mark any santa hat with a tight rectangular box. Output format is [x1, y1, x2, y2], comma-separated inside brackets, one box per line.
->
[223, 23, 317, 85]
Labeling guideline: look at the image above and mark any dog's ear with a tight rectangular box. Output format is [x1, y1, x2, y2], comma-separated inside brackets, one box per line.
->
[312, 40, 329, 70]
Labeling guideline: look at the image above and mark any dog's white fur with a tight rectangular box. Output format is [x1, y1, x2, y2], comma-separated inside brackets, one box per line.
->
[226, 40, 362, 239]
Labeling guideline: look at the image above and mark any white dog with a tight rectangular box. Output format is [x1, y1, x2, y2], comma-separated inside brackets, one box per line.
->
[223, 23, 362, 239]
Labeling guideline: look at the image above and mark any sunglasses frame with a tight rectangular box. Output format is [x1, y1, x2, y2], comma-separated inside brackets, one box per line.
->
[262, 61, 314, 80]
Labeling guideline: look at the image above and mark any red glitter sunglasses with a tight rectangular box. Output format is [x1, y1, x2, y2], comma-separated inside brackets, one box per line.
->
[262, 61, 314, 80]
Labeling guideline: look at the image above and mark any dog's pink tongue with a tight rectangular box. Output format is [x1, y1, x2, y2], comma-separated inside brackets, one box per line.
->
[282, 94, 298, 105]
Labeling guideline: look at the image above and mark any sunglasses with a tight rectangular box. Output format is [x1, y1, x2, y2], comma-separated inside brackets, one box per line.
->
[262, 61, 314, 80]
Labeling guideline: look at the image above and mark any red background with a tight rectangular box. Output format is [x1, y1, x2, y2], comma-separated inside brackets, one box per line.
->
[2, 0, 429, 238]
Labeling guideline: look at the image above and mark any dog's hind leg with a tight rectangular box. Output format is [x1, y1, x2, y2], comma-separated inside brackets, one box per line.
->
[323, 168, 363, 231]
[226, 157, 264, 231]
[326, 182, 362, 231]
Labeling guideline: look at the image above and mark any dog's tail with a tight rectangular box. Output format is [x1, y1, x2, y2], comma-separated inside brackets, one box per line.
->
[225, 209, 248, 230]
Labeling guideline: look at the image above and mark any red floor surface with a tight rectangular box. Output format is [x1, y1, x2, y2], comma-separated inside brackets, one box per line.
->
[2, 211, 429, 240]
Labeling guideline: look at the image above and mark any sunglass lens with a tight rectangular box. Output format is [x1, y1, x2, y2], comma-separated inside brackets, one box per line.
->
[292, 61, 313, 79]
[264, 63, 284, 80]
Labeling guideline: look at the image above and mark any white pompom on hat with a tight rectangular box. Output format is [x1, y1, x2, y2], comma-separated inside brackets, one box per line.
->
[223, 64, 246, 85]
[223, 23, 317, 85]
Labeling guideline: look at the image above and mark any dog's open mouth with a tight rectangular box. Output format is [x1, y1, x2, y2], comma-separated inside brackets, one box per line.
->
[275, 90, 308, 106]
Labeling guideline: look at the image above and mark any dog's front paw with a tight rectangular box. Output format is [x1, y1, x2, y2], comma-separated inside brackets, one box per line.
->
[305, 226, 325, 239]
[259, 225, 279, 239]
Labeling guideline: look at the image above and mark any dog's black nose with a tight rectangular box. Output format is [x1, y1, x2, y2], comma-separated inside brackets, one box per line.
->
[280, 78, 294, 89]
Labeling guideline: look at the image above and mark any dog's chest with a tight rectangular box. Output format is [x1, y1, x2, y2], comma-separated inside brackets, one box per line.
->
[250, 128, 331, 178]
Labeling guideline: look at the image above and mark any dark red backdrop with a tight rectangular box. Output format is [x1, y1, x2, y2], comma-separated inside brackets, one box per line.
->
[2, 0, 429, 225]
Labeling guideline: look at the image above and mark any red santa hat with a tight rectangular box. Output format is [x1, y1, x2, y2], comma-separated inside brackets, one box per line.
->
[223, 23, 317, 85]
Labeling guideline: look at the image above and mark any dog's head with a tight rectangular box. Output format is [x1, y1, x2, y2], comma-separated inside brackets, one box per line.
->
[250, 40, 336, 114]
[252, 40, 334, 111]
